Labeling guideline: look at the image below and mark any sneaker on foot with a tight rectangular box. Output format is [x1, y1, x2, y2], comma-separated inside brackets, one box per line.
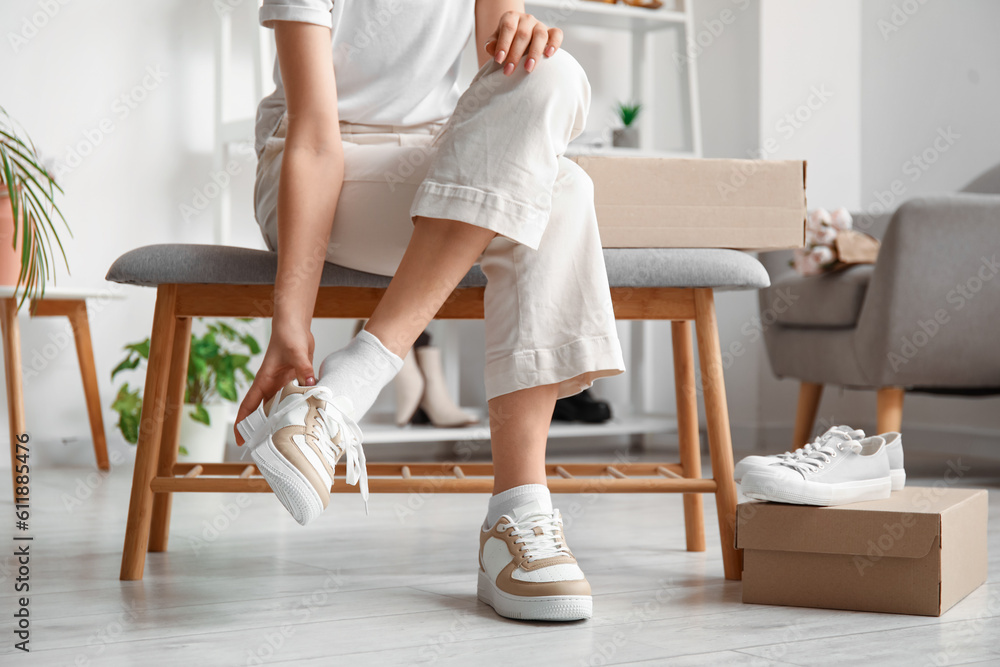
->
[237, 381, 368, 525]
[478, 501, 592, 621]
[733, 425, 865, 482]
[740, 434, 891, 506]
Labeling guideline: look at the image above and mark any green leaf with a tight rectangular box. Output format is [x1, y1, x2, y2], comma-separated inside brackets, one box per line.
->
[110, 355, 141, 380]
[179, 446, 189, 456]
[110, 383, 142, 445]
[125, 339, 150, 359]
[616, 101, 642, 127]
[189, 404, 211, 425]
[240, 333, 261, 355]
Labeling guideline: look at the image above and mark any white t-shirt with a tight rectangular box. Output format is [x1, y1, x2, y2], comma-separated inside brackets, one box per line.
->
[255, 0, 475, 156]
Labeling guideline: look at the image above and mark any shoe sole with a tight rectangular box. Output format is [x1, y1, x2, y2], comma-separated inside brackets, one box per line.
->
[736, 465, 906, 491]
[238, 406, 325, 526]
[890, 469, 905, 491]
[476, 571, 592, 622]
[741, 475, 892, 506]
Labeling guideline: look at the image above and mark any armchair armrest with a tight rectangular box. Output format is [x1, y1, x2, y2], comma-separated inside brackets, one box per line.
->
[854, 193, 1000, 389]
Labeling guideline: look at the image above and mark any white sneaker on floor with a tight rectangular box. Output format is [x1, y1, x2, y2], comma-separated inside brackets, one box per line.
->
[237, 381, 368, 525]
[734, 425, 865, 483]
[740, 433, 892, 506]
[478, 501, 592, 621]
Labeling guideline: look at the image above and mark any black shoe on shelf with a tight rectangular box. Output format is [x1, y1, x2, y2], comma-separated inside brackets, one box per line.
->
[552, 389, 612, 424]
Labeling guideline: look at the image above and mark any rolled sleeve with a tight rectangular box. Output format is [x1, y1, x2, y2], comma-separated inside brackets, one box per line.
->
[259, 0, 333, 29]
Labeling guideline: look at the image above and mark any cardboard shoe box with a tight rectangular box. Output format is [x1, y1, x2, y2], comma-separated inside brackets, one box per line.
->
[736, 487, 988, 616]
[570, 156, 807, 250]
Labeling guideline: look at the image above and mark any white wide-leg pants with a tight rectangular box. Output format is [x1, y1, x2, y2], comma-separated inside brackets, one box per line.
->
[254, 50, 625, 400]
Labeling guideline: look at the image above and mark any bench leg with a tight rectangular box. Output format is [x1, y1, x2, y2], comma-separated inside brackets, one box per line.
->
[671, 320, 705, 552]
[792, 381, 823, 449]
[121, 286, 178, 580]
[149, 317, 191, 553]
[67, 302, 111, 471]
[693, 289, 742, 580]
[1, 298, 27, 501]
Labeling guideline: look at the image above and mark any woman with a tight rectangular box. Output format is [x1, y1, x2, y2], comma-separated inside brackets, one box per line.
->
[235, 0, 625, 622]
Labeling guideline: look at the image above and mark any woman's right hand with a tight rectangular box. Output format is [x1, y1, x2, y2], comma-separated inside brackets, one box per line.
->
[235, 323, 316, 445]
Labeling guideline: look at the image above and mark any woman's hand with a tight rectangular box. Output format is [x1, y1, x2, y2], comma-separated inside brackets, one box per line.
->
[484, 11, 563, 75]
[234, 323, 315, 445]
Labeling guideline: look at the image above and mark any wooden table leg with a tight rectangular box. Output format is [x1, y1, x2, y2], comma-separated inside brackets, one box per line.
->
[149, 316, 191, 553]
[1, 297, 27, 500]
[671, 320, 705, 552]
[66, 302, 110, 471]
[121, 285, 178, 580]
[877, 386, 905, 434]
[693, 289, 743, 581]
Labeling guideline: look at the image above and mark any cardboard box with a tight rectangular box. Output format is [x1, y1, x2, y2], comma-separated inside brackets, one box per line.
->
[736, 487, 988, 616]
[570, 156, 807, 250]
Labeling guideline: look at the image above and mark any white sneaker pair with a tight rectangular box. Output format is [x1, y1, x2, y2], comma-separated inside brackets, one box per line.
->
[737, 426, 905, 506]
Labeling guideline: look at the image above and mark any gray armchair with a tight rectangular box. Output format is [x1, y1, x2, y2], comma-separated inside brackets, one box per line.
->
[759, 164, 1000, 447]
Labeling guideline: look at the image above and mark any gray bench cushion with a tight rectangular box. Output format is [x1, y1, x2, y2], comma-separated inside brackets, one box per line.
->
[106, 244, 769, 291]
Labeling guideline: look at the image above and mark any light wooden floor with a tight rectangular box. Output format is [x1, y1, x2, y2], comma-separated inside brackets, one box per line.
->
[2, 442, 998, 666]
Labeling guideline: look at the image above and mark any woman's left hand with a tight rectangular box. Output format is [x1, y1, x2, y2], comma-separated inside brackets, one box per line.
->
[485, 12, 563, 75]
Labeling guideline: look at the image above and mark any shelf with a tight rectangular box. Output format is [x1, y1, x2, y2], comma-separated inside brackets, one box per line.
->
[526, 0, 685, 32]
[567, 145, 698, 159]
[359, 409, 676, 445]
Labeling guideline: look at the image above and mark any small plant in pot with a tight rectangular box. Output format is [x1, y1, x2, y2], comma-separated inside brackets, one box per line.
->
[1, 106, 71, 309]
[612, 101, 642, 149]
[111, 320, 262, 462]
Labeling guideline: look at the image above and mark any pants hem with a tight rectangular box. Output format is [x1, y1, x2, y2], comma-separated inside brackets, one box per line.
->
[484, 334, 626, 401]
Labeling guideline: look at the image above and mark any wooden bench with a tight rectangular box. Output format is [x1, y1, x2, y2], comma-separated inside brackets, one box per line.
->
[106, 244, 771, 581]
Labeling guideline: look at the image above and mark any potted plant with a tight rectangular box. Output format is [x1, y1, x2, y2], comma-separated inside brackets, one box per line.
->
[111, 320, 262, 462]
[0, 106, 71, 309]
[612, 101, 642, 149]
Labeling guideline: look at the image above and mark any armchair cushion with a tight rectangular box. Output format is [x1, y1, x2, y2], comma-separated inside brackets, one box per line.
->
[765, 265, 874, 328]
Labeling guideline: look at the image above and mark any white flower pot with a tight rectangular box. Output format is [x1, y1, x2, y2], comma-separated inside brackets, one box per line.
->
[177, 403, 231, 463]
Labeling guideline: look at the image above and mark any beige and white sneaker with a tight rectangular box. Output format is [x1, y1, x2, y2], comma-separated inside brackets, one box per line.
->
[478, 500, 592, 621]
[237, 381, 368, 525]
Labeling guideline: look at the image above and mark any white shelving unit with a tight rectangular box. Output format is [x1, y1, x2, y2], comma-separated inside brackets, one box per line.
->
[527, 0, 703, 157]
[212, 0, 701, 447]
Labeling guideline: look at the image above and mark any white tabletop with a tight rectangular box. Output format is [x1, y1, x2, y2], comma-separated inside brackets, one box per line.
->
[0, 284, 126, 300]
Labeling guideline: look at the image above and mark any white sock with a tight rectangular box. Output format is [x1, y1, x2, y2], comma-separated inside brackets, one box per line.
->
[486, 484, 552, 527]
[317, 328, 403, 421]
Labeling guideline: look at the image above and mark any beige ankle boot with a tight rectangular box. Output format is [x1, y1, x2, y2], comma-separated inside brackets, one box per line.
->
[394, 349, 425, 426]
[415, 346, 479, 427]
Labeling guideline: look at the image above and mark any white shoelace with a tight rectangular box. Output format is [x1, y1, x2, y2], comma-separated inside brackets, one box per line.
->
[498, 511, 571, 563]
[777, 427, 863, 461]
[245, 386, 369, 512]
[778, 440, 858, 475]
